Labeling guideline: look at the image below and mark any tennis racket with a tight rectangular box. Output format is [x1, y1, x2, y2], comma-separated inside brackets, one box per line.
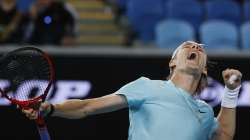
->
[0, 47, 54, 140]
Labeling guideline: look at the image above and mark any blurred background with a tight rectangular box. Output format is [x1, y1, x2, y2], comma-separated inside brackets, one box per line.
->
[0, 0, 250, 139]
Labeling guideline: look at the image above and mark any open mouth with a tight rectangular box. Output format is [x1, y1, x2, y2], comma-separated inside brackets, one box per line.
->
[187, 52, 197, 60]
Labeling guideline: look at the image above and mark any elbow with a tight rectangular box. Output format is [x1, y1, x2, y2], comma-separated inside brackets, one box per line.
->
[221, 131, 235, 140]
[215, 127, 235, 140]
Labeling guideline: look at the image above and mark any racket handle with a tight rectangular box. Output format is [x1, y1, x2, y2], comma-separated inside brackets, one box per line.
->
[36, 113, 51, 140]
[37, 126, 51, 140]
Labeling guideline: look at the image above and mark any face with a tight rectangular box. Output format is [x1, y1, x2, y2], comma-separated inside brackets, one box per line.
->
[169, 41, 207, 77]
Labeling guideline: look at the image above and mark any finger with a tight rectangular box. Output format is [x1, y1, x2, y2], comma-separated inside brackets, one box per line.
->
[26, 112, 37, 120]
[229, 74, 237, 84]
[222, 69, 230, 77]
[22, 109, 37, 118]
[26, 111, 34, 118]
[227, 74, 240, 85]
[40, 102, 51, 112]
[25, 113, 31, 119]
[27, 110, 38, 119]
[228, 69, 241, 74]
[224, 74, 230, 80]
[22, 108, 33, 114]
[30, 115, 38, 120]
[229, 70, 242, 80]
[31, 110, 38, 118]
[223, 71, 230, 80]
[223, 69, 241, 80]
[231, 70, 242, 78]
[234, 78, 241, 84]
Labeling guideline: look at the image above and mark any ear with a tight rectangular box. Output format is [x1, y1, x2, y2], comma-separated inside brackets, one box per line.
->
[169, 59, 176, 70]
[202, 66, 208, 76]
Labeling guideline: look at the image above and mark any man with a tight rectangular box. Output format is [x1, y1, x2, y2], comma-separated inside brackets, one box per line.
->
[27, 0, 77, 46]
[23, 41, 242, 140]
[0, 0, 28, 44]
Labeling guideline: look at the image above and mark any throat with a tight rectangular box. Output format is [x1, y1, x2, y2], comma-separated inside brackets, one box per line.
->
[171, 70, 201, 95]
[179, 68, 201, 80]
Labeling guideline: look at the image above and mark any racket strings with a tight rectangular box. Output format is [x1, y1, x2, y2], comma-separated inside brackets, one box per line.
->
[0, 49, 51, 101]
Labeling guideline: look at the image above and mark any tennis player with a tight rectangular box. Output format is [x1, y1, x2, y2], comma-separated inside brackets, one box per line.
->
[23, 41, 242, 140]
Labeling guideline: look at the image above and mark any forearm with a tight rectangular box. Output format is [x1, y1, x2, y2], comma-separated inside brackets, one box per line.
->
[216, 107, 236, 140]
[52, 99, 92, 119]
[50, 94, 127, 119]
[214, 70, 241, 140]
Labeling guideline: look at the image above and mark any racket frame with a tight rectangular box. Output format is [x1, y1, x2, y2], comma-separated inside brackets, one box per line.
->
[0, 47, 55, 140]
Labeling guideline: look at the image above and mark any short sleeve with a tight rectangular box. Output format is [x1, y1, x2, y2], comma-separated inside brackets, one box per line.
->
[196, 99, 219, 139]
[115, 77, 150, 109]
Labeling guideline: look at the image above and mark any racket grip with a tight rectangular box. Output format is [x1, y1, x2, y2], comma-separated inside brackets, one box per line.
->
[37, 126, 51, 140]
[36, 113, 51, 140]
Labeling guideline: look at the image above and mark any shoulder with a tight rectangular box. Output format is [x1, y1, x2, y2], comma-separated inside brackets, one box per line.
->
[121, 77, 150, 89]
[132, 77, 165, 87]
[196, 99, 212, 108]
[130, 76, 151, 85]
[196, 99, 215, 115]
[136, 76, 150, 81]
[117, 77, 155, 94]
[118, 76, 167, 94]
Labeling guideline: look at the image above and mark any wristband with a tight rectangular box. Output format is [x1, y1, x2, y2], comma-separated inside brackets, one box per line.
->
[221, 85, 241, 108]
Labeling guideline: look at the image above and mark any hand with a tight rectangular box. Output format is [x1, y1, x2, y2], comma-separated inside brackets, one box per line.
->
[22, 102, 52, 120]
[222, 68, 242, 90]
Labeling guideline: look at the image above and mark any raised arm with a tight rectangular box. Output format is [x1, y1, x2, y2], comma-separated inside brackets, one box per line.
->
[23, 93, 128, 119]
[212, 69, 242, 140]
[213, 108, 236, 140]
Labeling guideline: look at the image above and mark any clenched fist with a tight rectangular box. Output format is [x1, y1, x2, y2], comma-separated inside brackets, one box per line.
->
[222, 68, 242, 90]
[22, 102, 53, 119]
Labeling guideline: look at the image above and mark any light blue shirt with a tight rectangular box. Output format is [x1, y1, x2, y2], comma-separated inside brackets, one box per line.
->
[116, 77, 218, 140]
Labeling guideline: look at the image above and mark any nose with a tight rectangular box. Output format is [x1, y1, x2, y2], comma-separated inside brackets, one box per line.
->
[191, 44, 204, 51]
[192, 44, 199, 50]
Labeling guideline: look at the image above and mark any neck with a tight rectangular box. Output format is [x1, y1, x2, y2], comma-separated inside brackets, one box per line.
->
[170, 69, 201, 96]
